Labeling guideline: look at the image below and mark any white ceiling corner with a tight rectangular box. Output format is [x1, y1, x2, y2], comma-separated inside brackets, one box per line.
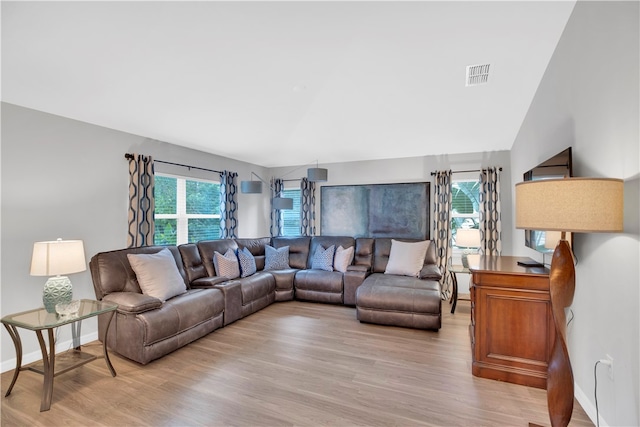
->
[1, 1, 576, 168]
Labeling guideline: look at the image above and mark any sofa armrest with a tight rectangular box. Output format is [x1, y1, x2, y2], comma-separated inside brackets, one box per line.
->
[102, 292, 162, 314]
[419, 265, 442, 281]
[344, 267, 370, 306]
[191, 276, 229, 288]
[214, 281, 243, 326]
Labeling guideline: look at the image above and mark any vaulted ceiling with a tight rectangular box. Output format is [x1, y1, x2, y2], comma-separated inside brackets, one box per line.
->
[2, 1, 576, 167]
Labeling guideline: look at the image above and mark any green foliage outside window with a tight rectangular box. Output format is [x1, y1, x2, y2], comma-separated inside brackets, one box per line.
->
[451, 180, 480, 243]
[155, 218, 177, 245]
[186, 180, 219, 214]
[155, 176, 177, 214]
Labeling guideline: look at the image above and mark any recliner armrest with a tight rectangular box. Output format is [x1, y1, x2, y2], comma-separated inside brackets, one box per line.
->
[214, 281, 243, 326]
[191, 276, 229, 288]
[419, 265, 442, 280]
[347, 265, 370, 273]
[102, 292, 162, 314]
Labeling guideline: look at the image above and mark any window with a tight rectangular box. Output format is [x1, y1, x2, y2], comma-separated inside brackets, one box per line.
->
[281, 188, 301, 236]
[154, 174, 221, 245]
[451, 179, 480, 249]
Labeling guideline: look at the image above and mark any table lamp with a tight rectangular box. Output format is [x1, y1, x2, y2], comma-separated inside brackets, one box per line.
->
[515, 177, 623, 427]
[455, 228, 481, 268]
[30, 239, 87, 313]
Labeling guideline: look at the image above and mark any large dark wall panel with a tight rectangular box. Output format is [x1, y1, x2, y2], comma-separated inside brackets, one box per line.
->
[321, 182, 430, 239]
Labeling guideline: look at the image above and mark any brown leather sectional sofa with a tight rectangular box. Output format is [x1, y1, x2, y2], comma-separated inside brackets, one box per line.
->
[90, 236, 442, 365]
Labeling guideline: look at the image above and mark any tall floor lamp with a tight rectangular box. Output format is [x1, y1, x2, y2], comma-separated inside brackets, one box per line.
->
[515, 177, 624, 427]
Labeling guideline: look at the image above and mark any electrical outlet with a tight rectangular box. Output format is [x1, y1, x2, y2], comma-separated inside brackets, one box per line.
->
[606, 354, 614, 380]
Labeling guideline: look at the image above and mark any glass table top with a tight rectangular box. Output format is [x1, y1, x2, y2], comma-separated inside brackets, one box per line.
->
[449, 265, 470, 274]
[1, 299, 117, 330]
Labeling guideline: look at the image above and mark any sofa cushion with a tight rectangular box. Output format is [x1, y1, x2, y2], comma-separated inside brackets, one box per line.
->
[384, 240, 430, 277]
[311, 245, 335, 272]
[238, 272, 276, 304]
[265, 245, 290, 270]
[237, 247, 257, 277]
[295, 269, 343, 293]
[127, 248, 187, 302]
[333, 245, 355, 273]
[213, 248, 240, 279]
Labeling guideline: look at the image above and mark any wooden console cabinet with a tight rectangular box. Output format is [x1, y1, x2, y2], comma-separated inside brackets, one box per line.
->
[468, 255, 554, 389]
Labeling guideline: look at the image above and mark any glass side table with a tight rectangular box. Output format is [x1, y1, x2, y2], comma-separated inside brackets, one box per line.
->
[448, 265, 470, 314]
[1, 299, 118, 411]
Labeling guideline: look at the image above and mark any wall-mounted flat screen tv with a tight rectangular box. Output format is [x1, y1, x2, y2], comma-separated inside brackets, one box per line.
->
[523, 147, 573, 253]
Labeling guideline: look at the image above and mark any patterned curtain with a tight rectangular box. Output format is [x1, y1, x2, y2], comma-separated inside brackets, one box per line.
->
[270, 178, 284, 237]
[300, 177, 316, 236]
[219, 170, 238, 239]
[479, 167, 502, 256]
[127, 154, 155, 247]
[433, 170, 453, 299]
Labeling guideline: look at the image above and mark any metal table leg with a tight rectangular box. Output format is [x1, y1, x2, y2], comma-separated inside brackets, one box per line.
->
[102, 310, 117, 377]
[3, 324, 22, 397]
[450, 271, 459, 314]
[35, 328, 56, 412]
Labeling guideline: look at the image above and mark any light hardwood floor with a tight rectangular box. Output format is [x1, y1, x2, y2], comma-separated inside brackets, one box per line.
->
[1, 300, 593, 426]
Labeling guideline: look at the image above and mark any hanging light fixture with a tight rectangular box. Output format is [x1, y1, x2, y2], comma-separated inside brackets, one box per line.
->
[240, 172, 294, 210]
[240, 172, 263, 194]
[307, 160, 328, 182]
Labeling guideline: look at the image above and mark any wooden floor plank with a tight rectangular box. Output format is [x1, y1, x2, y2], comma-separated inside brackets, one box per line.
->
[1, 300, 593, 426]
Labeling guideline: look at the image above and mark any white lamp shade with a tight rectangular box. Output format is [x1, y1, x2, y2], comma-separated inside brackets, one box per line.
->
[515, 178, 623, 232]
[30, 239, 86, 276]
[456, 228, 481, 248]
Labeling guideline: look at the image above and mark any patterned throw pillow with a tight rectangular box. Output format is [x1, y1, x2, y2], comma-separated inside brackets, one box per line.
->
[213, 248, 240, 279]
[264, 245, 290, 271]
[237, 247, 257, 278]
[333, 245, 354, 273]
[311, 245, 335, 272]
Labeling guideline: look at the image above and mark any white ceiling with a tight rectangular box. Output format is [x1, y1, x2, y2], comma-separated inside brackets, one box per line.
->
[2, 1, 576, 168]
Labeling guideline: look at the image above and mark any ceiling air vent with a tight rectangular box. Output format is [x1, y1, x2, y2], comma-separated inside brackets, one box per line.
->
[466, 64, 491, 86]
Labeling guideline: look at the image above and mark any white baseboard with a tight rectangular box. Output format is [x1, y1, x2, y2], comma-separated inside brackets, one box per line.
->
[1, 331, 98, 374]
[575, 382, 609, 427]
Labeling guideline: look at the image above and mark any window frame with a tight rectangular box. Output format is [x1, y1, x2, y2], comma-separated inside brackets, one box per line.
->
[450, 176, 481, 253]
[280, 185, 302, 237]
[154, 173, 221, 245]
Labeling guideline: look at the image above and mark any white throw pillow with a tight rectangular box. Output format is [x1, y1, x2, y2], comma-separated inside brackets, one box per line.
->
[333, 245, 355, 273]
[127, 248, 187, 302]
[384, 240, 430, 277]
[213, 248, 241, 279]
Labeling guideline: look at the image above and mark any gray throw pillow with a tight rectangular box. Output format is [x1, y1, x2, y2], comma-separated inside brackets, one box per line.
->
[237, 247, 257, 277]
[311, 245, 335, 272]
[264, 245, 290, 270]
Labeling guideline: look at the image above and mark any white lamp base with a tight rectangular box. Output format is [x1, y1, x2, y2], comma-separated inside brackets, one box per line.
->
[43, 276, 73, 313]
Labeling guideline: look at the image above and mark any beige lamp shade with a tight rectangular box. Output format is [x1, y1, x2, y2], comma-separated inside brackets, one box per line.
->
[30, 239, 87, 276]
[515, 178, 623, 233]
[456, 228, 481, 248]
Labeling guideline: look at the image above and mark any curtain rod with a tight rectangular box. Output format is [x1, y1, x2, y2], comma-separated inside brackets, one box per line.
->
[124, 153, 222, 174]
[430, 167, 502, 176]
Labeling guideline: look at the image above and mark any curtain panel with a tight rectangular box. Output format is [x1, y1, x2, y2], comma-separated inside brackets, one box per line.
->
[270, 178, 284, 237]
[127, 154, 155, 248]
[433, 170, 453, 299]
[479, 167, 502, 256]
[300, 177, 316, 236]
[219, 170, 238, 239]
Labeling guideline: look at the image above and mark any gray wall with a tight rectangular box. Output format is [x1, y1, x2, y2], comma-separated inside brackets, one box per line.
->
[271, 150, 513, 255]
[510, 2, 639, 425]
[1, 100, 512, 370]
[0, 103, 272, 367]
